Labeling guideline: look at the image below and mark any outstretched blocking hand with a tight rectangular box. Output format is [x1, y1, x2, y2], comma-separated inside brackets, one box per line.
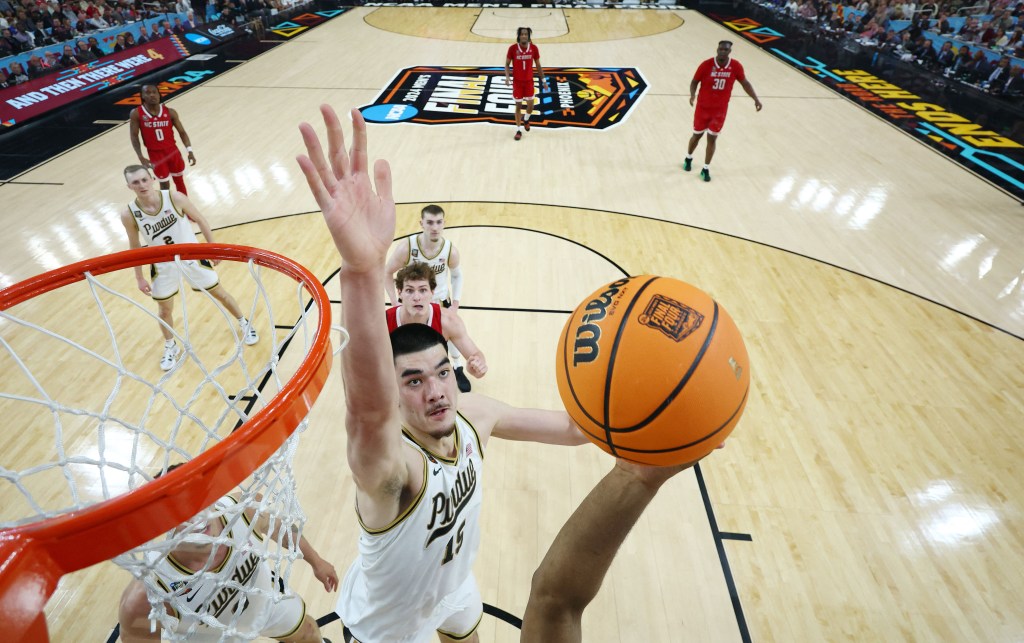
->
[297, 106, 396, 273]
[615, 441, 726, 488]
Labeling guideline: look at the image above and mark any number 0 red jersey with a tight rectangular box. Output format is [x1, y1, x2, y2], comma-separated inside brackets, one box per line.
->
[693, 57, 746, 114]
[507, 42, 540, 81]
[137, 104, 178, 152]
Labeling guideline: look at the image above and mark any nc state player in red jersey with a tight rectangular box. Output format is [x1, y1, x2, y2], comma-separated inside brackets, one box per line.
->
[129, 84, 196, 194]
[504, 27, 548, 141]
[684, 41, 762, 182]
[387, 263, 488, 383]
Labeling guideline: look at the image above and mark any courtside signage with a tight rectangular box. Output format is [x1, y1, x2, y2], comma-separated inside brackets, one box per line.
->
[362, 66, 648, 130]
[1, 37, 188, 128]
[705, 12, 1024, 199]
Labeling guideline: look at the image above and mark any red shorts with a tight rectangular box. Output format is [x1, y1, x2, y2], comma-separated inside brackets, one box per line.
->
[149, 147, 185, 180]
[512, 77, 535, 101]
[693, 104, 728, 135]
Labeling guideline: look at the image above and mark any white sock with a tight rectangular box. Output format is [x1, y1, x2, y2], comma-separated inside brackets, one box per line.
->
[704, 164, 710, 170]
[523, 114, 531, 122]
[164, 339, 176, 348]
[238, 316, 247, 325]
[686, 154, 693, 161]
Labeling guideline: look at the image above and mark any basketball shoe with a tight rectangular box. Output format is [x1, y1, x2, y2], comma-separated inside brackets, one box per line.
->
[514, 130, 522, 141]
[160, 343, 180, 371]
[524, 120, 530, 132]
[241, 319, 259, 346]
[454, 366, 472, 393]
[700, 168, 711, 182]
[683, 158, 692, 172]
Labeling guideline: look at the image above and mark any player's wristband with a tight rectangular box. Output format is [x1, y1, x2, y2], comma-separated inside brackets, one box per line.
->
[186, 146, 193, 152]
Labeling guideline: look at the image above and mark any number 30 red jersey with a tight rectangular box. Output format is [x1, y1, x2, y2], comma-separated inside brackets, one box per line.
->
[693, 57, 746, 114]
[137, 104, 178, 152]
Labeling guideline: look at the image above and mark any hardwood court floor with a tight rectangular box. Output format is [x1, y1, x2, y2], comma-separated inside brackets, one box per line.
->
[1, 7, 1023, 642]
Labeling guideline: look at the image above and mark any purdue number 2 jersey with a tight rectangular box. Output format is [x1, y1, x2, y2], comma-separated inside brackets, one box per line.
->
[129, 190, 198, 247]
[406, 234, 453, 303]
[145, 496, 279, 638]
[337, 414, 485, 642]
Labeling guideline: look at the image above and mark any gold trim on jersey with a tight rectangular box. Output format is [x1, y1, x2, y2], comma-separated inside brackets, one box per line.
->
[266, 596, 306, 639]
[414, 233, 449, 262]
[166, 514, 232, 576]
[133, 191, 166, 217]
[356, 454, 429, 535]
[401, 423, 461, 465]
[153, 577, 181, 620]
[457, 412, 485, 461]
[437, 610, 483, 640]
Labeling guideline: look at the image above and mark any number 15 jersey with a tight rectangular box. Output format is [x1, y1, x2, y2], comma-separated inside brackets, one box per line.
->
[337, 414, 485, 642]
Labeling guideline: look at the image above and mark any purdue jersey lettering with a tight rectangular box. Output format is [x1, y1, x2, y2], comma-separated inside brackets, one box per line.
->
[406, 234, 453, 302]
[128, 190, 199, 245]
[337, 415, 484, 642]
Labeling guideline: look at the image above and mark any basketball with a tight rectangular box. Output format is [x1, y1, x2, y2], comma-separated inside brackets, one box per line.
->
[555, 275, 750, 466]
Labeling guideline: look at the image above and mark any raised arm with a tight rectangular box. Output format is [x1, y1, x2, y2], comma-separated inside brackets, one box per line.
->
[244, 500, 338, 592]
[739, 79, 763, 111]
[297, 106, 407, 501]
[521, 460, 696, 643]
[383, 241, 408, 305]
[460, 394, 588, 447]
[439, 307, 486, 378]
[169, 107, 196, 165]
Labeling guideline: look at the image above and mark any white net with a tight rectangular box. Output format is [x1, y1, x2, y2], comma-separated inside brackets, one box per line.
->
[0, 252, 337, 641]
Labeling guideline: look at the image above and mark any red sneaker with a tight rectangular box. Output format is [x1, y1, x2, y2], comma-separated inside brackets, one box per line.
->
[524, 121, 531, 132]
[514, 130, 522, 141]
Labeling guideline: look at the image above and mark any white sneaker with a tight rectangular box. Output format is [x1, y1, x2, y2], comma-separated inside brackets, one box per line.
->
[160, 343, 180, 371]
[241, 320, 259, 346]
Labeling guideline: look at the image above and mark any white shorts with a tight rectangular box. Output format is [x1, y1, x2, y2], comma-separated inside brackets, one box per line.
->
[169, 566, 306, 642]
[433, 574, 483, 641]
[150, 259, 219, 301]
[346, 574, 482, 643]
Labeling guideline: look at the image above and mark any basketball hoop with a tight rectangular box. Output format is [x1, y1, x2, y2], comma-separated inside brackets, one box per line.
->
[0, 244, 333, 642]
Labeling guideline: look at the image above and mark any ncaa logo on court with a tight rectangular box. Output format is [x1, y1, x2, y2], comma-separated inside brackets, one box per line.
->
[362, 103, 419, 122]
[362, 66, 649, 131]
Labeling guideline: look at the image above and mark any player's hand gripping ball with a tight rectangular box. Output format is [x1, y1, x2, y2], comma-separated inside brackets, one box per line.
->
[556, 276, 750, 466]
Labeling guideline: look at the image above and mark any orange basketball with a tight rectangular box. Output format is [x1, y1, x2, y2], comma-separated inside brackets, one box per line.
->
[555, 275, 750, 466]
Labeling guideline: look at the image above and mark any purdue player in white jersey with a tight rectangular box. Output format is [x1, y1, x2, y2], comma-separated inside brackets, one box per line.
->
[297, 106, 587, 643]
[117, 468, 339, 642]
[120, 165, 259, 371]
[384, 205, 473, 393]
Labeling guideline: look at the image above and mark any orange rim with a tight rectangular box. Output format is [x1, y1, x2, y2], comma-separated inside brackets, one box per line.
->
[0, 244, 332, 641]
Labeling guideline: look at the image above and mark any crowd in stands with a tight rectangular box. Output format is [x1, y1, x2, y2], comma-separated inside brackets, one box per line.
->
[757, 0, 1024, 97]
[1, 0, 304, 89]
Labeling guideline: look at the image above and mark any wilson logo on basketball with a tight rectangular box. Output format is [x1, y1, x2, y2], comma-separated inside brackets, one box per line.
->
[638, 295, 704, 342]
[572, 277, 630, 366]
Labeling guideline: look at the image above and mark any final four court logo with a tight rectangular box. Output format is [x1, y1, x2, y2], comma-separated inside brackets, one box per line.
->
[361, 66, 649, 130]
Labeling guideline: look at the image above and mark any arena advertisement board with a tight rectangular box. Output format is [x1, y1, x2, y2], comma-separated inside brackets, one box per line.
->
[361, 66, 648, 130]
[180, 23, 243, 54]
[1, 37, 189, 128]
[705, 12, 1024, 200]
